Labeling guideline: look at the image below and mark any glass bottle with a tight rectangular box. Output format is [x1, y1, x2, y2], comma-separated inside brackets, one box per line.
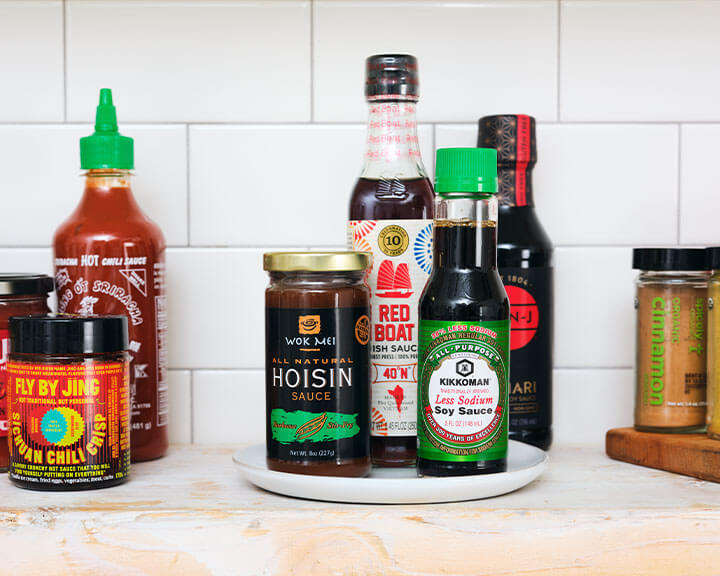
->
[348, 54, 434, 467]
[708, 247, 720, 439]
[478, 115, 553, 450]
[418, 148, 510, 477]
[264, 252, 372, 477]
[53, 89, 168, 461]
[633, 248, 708, 432]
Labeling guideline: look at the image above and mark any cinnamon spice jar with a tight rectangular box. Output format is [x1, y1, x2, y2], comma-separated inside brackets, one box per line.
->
[633, 248, 709, 432]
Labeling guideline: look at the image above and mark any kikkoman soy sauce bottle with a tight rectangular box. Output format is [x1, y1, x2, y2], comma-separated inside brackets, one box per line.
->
[479, 115, 553, 450]
[53, 89, 168, 462]
[418, 148, 510, 477]
[348, 54, 434, 467]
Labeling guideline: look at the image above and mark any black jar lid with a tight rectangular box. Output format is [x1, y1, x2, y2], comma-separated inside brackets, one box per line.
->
[707, 247, 720, 270]
[10, 314, 128, 355]
[0, 274, 54, 296]
[632, 248, 709, 271]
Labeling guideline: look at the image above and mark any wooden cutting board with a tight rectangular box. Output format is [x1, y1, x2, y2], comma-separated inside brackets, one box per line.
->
[606, 427, 720, 483]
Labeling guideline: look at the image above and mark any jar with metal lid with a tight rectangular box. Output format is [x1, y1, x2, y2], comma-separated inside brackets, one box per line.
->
[0, 274, 54, 471]
[8, 314, 130, 490]
[264, 251, 372, 477]
[633, 248, 709, 432]
[707, 247, 720, 440]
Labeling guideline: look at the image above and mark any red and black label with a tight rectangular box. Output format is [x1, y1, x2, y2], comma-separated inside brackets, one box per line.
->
[7, 360, 130, 488]
[501, 266, 552, 430]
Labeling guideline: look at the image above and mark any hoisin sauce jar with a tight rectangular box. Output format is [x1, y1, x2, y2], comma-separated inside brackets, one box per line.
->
[8, 314, 130, 490]
[264, 252, 372, 477]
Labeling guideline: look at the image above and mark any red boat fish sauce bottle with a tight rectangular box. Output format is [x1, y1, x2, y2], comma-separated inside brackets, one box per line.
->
[418, 148, 510, 477]
[348, 54, 434, 467]
[53, 89, 168, 462]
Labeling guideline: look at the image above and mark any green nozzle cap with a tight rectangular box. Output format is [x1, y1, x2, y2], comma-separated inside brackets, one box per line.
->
[434, 147, 497, 196]
[80, 88, 134, 170]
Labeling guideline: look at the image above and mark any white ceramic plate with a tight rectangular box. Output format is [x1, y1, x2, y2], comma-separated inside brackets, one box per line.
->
[233, 440, 548, 504]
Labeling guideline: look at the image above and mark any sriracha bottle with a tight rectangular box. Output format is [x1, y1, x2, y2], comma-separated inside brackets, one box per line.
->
[53, 89, 168, 461]
[349, 54, 434, 467]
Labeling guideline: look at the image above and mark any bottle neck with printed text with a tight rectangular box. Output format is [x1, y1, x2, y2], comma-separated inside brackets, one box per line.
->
[349, 54, 434, 467]
[350, 54, 434, 222]
[478, 114, 553, 450]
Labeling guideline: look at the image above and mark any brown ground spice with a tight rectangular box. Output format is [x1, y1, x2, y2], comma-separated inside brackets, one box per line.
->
[635, 283, 707, 431]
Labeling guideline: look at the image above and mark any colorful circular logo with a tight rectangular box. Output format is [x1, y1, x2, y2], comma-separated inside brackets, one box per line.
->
[505, 285, 539, 351]
[413, 222, 433, 274]
[378, 225, 409, 257]
[426, 353, 501, 444]
[41, 407, 84, 446]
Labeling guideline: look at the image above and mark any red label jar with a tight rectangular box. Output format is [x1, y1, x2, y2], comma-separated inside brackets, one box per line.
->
[8, 314, 130, 490]
[0, 275, 53, 471]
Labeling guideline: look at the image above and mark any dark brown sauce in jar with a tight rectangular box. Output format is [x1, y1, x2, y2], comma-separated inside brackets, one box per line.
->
[0, 275, 53, 472]
[264, 252, 372, 477]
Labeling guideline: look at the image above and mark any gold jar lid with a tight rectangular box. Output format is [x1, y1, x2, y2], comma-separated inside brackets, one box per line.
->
[263, 251, 372, 272]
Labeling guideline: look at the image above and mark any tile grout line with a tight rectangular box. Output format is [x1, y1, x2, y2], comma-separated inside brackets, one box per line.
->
[3, 120, 720, 127]
[62, 0, 68, 122]
[186, 124, 191, 247]
[0, 244, 668, 250]
[189, 370, 195, 444]
[676, 123, 682, 245]
[309, 0, 315, 123]
[556, 0, 562, 121]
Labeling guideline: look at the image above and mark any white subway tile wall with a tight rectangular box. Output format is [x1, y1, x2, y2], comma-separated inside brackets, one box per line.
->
[2, 0, 718, 447]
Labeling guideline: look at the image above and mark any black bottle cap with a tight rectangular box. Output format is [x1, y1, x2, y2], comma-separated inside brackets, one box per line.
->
[478, 115, 537, 166]
[10, 314, 129, 355]
[365, 54, 419, 101]
[707, 247, 720, 270]
[0, 274, 54, 297]
[632, 248, 709, 271]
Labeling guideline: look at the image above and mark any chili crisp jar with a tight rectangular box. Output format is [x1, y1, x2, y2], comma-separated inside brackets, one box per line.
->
[8, 314, 130, 490]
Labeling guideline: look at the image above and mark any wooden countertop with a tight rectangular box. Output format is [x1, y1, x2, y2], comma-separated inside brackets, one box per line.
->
[1, 444, 719, 575]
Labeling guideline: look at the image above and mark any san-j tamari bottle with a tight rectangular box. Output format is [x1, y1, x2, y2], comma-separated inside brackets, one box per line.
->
[418, 148, 510, 477]
[478, 115, 553, 450]
[53, 89, 168, 461]
[348, 54, 434, 467]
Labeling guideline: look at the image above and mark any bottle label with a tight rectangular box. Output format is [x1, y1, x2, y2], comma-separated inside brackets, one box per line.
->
[266, 307, 370, 463]
[7, 360, 130, 486]
[635, 286, 707, 427]
[418, 319, 509, 462]
[54, 250, 168, 440]
[501, 267, 553, 430]
[349, 219, 433, 437]
[0, 329, 8, 438]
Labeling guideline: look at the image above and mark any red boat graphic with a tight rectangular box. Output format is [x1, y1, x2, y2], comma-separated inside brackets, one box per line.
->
[376, 261, 413, 298]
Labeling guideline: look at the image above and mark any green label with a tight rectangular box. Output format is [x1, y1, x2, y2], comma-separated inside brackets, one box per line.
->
[270, 409, 360, 445]
[418, 319, 510, 462]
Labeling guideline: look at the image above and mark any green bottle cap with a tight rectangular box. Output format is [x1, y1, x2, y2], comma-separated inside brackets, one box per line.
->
[434, 147, 498, 196]
[80, 88, 134, 170]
